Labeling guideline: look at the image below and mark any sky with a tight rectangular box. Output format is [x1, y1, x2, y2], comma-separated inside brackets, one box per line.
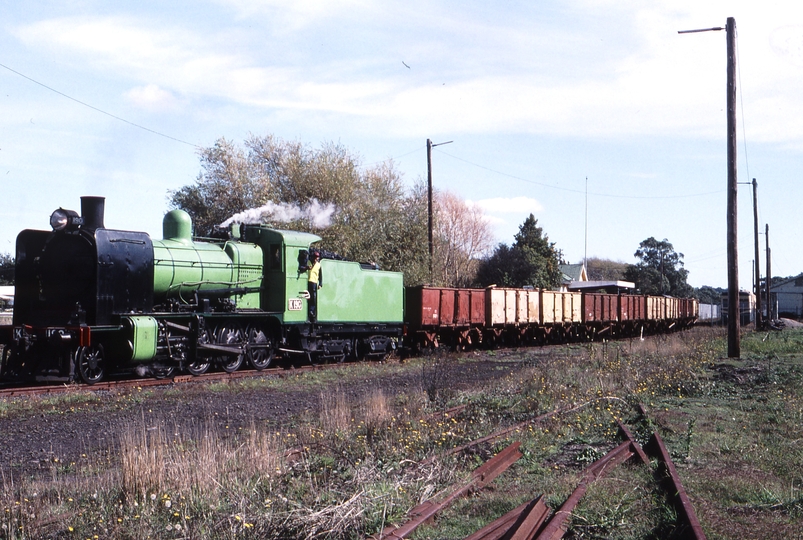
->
[2, 0, 803, 289]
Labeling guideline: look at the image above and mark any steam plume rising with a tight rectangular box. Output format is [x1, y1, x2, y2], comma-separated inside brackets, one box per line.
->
[220, 199, 336, 229]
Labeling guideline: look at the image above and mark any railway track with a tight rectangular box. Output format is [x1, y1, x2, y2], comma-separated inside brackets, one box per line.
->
[0, 362, 339, 398]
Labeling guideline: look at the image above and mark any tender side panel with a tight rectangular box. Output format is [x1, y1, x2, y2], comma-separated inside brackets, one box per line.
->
[317, 260, 404, 323]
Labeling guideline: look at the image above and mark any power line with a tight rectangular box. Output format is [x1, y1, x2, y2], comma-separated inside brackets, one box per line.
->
[435, 148, 723, 200]
[362, 145, 425, 167]
[0, 61, 200, 149]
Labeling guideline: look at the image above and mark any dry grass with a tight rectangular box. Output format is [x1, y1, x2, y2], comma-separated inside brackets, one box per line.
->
[319, 387, 352, 434]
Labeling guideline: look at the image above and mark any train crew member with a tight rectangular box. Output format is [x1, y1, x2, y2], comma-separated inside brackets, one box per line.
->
[307, 250, 322, 321]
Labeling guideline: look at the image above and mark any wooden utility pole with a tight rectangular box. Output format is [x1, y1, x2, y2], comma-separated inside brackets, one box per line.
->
[427, 139, 433, 283]
[766, 224, 772, 321]
[752, 179, 761, 329]
[726, 17, 740, 357]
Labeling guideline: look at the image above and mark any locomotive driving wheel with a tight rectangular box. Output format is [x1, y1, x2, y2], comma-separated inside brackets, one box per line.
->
[246, 324, 274, 371]
[217, 324, 245, 373]
[186, 358, 210, 376]
[187, 327, 213, 376]
[76, 344, 105, 385]
[152, 365, 176, 379]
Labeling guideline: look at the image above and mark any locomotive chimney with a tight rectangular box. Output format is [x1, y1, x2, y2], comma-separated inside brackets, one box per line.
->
[80, 196, 105, 232]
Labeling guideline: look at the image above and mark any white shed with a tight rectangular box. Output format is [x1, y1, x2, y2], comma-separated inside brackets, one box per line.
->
[770, 274, 803, 317]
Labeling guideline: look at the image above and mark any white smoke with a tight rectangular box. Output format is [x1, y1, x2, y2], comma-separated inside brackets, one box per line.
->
[220, 199, 336, 229]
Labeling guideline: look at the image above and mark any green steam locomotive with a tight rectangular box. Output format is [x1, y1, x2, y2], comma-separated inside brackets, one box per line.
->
[0, 197, 404, 383]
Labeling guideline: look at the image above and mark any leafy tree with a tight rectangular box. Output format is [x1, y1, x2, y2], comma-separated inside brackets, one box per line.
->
[171, 135, 495, 287]
[585, 257, 627, 281]
[170, 138, 266, 236]
[474, 214, 561, 289]
[694, 285, 724, 305]
[0, 253, 13, 285]
[623, 237, 692, 296]
[433, 191, 495, 287]
[172, 136, 421, 282]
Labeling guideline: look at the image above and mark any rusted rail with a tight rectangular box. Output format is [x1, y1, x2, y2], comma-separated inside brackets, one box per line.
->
[465, 495, 550, 540]
[458, 415, 707, 540]
[370, 441, 523, 540]
[616, 419, 651, 466]
[644, 431, 707, 540]
[534, 440, 638, 540]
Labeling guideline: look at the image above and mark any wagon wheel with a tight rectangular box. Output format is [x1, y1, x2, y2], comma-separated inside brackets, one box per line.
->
[246, 324, 274, 370]
[187, 327, 213, 376]
[217, 324, 245, 373]
[76, 344, 105, 385]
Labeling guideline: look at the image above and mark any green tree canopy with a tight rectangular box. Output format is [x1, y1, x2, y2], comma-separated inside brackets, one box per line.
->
[694, 285, 724, 305]
[0, 253, 13, 286]
[585, 257, 627, 281]
[170, 134, 493, 287]
[474, 214, 561, 289]
[623, 237, 692, 296]
[170, 135, 429, 284]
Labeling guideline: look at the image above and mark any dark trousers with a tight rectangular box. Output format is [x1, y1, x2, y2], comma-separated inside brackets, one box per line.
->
[308, 282, 318, 321]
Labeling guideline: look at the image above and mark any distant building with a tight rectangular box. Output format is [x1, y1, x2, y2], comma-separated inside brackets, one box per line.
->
[698, 303, 720, 322]
[769, 274, 803, 318]
[559, 263, 587, 291]
[567, 280, 636, 294]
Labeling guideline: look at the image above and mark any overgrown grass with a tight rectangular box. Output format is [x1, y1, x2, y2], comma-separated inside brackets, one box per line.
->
[1, 327, 802, 538]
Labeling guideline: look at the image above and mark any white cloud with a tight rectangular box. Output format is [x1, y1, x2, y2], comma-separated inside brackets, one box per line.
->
[124, 84, 181, 112]
[11, 2, 803, 146]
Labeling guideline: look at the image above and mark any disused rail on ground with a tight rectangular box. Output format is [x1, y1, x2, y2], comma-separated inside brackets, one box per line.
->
[369, 442, 524, 540]
[377, 408, 707, 540]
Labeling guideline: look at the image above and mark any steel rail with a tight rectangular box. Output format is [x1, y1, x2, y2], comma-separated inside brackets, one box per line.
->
[464, 496, 550, 540]
[644, 431, 707, 540]
[534, 441, 637, 540]
[370, 442, 523, 540]
[0, 363, 338, 398]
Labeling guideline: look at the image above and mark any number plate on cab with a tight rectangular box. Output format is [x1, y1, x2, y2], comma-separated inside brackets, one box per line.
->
[288, 298, 303, 311]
